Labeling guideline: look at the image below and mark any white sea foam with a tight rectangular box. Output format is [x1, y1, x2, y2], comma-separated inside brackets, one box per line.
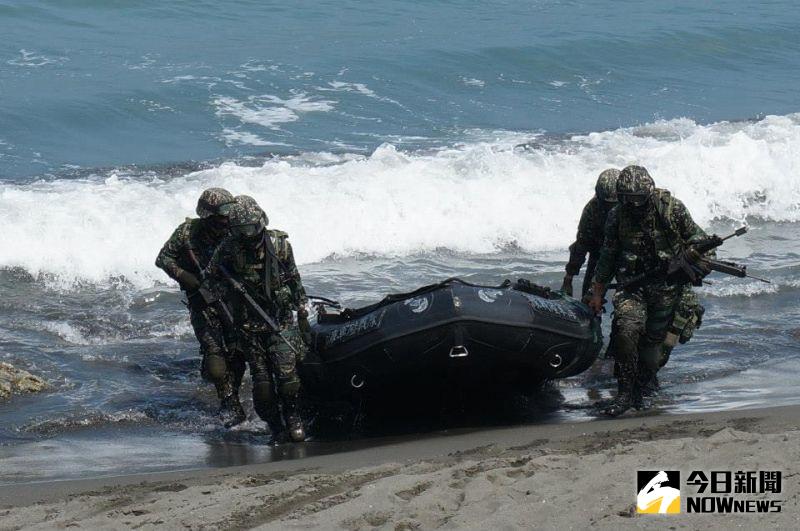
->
[318, 81, 403, 107]
[700, 275, 800, 298]
[220, 128, 290, 147]
[324, 81, 378, 98]
[461, 77, 486, 87]
[7, 49, 67, 68]
[42, 321, 93, 345]
[1, 114, 799, 287]
[699, 280, 781, 298]
[41, 318, 193, 345]
[213, 93, 335, 130]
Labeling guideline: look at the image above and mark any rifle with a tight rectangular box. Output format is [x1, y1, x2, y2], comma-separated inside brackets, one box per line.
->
[216, 264, 300, 357]
[610, 226, 770, 291]
[186, 248, 235, 325]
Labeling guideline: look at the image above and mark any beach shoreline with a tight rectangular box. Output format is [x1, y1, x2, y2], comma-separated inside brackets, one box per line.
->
[2, 405, 798, 529]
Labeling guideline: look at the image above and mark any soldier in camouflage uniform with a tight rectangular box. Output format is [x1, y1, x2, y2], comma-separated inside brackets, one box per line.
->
[205, 197, 309, 442]
[562, 169, 621, 298]
[589, 166, 710, 416]
[155, 188, 246, 426]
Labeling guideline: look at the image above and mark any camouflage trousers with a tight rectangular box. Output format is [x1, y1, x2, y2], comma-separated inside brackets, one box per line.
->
[188, 301, 238, 401]
[609, 284, 682, 389]
[236, 322, 307, 427]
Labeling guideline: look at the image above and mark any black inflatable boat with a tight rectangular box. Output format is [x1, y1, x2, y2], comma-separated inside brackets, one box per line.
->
[300, 278, 602, 399]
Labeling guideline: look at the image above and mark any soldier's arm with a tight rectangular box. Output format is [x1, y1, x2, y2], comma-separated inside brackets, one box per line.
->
[592, 207, 620, 286]
[155, 223, 188, 282]
[671, 198, 718, 260]
[673, 198, 708, 243]
[565, 200, 595, 276]
[282, 240, 308, 307]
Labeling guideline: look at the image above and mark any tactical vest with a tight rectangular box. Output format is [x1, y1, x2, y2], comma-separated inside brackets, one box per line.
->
[651, 189, 684, 255]
[181, 218, 220, 272]
[615, 189, 682, 278]
[268, 230, 292, 262]
[229, 230, 292, 297]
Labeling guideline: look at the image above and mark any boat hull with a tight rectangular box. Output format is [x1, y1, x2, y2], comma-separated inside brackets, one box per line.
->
[300, 279, 603, 399]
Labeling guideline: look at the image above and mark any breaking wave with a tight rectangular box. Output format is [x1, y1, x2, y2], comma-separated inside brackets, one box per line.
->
[22, 410, 152, 437]
[700, 276, 800, 298]
[0, 113, 799, 288]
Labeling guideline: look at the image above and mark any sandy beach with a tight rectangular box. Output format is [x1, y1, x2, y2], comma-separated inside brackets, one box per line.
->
[1, 406, 798, 530]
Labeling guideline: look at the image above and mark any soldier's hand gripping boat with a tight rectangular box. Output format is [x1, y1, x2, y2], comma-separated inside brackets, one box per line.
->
[300, 278, 602, 399]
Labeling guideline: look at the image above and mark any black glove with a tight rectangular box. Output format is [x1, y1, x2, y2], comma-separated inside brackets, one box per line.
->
[176, 269, 201, 291]
[686, 248, 709, 267]
[669, 249, 711, 286]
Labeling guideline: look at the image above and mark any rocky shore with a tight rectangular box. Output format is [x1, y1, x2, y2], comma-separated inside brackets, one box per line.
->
[0, 362, 47, 400]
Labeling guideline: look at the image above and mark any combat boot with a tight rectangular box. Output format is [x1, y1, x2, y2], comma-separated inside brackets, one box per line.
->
[260, 411, 286, 444]
[638, 368, 659, 398]
[219, 394, 246, 428]
[604, 363, 638, 417]
[604, 387, 633, 417]
[282, 397, 306, 442]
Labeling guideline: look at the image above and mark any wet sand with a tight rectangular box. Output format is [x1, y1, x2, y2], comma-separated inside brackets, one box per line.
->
[1, 406, 799, 529]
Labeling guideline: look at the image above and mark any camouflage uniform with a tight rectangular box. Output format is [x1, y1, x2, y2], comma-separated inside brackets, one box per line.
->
[564, 169, 619, 298]
[206, 204, 308, 439]
[594, 181, 708, 411]
[155, 190, 243, 418]
[565, 197, 616, 297]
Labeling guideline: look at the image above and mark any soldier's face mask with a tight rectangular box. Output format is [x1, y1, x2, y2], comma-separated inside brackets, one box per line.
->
[620, 193, 649, 208]
[207, 215, 228, 234]
[231, 221, 265, 240]
[216, 202, 235, 217]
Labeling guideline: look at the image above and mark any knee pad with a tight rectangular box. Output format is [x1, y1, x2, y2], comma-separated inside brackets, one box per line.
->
[203, 354, 228, 382]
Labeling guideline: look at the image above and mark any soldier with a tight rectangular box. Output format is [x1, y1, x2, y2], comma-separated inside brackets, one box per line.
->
[205, 198, 309, 442]
[588, 166, 710, 416]
[561, 168, 621, 298]
[155, 188, 246, 426]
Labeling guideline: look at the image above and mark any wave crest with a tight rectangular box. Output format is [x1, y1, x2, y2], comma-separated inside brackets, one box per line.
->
[1, 114, 799, 287]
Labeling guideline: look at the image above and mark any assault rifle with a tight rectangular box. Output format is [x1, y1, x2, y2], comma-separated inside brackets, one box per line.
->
[216, 264, 300, 357]
[610, 226, 770, 291]
[186, 248, 234, 325]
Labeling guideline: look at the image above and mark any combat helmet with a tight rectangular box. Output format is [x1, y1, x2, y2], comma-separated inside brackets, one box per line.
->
[228, 198, 267, 240]
[235, 195, 269, 227]
[196, 188, 235, 218]
[616, 165, 655, 207]
[595, 168, 621, 203]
